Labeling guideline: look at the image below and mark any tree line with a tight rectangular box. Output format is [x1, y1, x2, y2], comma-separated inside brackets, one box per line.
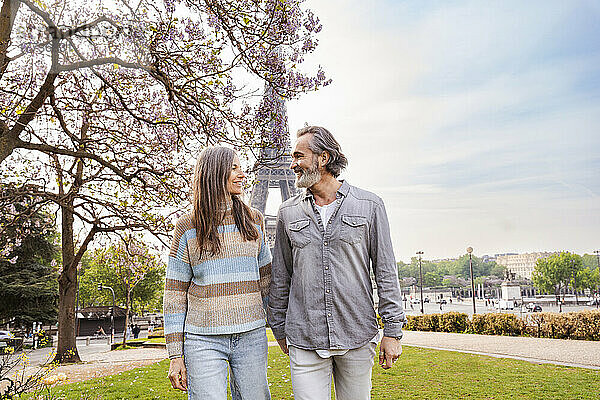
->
[532, 252, 600, 302]
[397, 255, 507, 288]
[398, 252, 600, 293]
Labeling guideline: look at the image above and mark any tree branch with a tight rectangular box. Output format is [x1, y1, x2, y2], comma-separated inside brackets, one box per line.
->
[58, 57, 152, 72]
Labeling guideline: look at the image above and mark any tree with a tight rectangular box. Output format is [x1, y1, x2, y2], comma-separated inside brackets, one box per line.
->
[582, 253, 600, 270]
[93, 237, 164, 346]
[488, 261, 506, 279]
[78, 246, 165, 315]
[1, 0, 327, 362]
[454, 254, 488, 280]
[532, 252, 581, 303]
[0, 183, 58, 328]
[423, 271, 441, 287]
[575, 267, 600, 293]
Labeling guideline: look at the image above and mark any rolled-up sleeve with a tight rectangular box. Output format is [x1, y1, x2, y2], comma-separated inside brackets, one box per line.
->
[369, 200, 407, 339]
[267, 210, 293, 340]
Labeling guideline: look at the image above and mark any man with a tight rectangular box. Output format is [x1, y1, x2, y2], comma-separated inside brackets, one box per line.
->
[132, 324, 140, 339]
[268, 126, 407, 400]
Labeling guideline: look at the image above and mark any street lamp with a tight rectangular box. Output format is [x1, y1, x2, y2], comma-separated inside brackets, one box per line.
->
[467, 247, 476, 314]
[98, 284, 115, 344]
[417, 251, 424, 314]
[571, 258, 579, 306]
[595, 250, 600, 302]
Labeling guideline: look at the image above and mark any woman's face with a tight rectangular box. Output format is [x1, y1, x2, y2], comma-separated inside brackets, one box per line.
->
[226, 155, 245, 195]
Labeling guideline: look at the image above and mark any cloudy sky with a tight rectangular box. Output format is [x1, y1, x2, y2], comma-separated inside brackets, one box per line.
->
[275, 0, 600, 262]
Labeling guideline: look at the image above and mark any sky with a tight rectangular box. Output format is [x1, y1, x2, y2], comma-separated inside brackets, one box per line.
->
[268, 0, 600, 262]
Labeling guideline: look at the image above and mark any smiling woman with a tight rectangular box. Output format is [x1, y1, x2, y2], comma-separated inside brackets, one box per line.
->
[164, 146, 273, 400]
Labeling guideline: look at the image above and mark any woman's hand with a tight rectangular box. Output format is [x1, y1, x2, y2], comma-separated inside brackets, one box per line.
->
[168, 357, 188, 391]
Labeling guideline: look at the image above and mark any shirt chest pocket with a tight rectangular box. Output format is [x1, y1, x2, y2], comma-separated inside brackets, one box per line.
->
[340, 215, 368, 245]
[288, 219, 311, 248]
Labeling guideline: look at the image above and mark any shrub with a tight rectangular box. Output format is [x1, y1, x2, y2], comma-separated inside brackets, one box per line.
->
[402, 310, 600, 341]
[148, 327, 164, 338]
[467, 313, 525, 336]
[438, 312, 468, 333]
[35, 330, 53, 348]
[526, 310, 600, 340]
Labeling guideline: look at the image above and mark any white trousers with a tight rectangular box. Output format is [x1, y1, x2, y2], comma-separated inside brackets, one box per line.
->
[288, 342, 377, 400]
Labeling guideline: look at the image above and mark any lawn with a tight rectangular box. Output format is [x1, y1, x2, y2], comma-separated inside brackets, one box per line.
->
[38, 346, 599, 399]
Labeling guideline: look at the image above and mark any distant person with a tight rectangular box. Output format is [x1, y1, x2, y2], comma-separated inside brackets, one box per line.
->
[95, 326, 106, 336]
[132, 324, 141, 339]
[164, 147, 272, 400]
[268, 126, 407, 400]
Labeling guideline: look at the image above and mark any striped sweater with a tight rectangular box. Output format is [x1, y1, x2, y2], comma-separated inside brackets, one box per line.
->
[164, 206, 272, 359]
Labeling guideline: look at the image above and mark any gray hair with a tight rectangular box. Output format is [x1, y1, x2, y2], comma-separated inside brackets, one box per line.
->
[296, 126, 348, 178]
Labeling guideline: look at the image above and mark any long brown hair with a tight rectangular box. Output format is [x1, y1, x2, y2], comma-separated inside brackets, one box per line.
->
[192, 146, 259, 257]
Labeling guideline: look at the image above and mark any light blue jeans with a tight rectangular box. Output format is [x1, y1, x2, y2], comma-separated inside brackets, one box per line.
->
[183, 327, 271, 400]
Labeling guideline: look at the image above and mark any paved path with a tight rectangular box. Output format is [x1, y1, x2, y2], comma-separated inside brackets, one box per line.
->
[401, 330, 600, 370]
[18, 330, 599, 386]
[21, 347, 168, 384]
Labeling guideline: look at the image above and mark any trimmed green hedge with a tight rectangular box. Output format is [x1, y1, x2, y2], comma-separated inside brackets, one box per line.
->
[401, 310, 600, 341]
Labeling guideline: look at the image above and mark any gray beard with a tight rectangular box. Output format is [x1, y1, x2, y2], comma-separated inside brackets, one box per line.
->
[296, 168, 321, 188]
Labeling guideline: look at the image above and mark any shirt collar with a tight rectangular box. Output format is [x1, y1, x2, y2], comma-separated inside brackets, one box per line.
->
[303, 180, 350, 201]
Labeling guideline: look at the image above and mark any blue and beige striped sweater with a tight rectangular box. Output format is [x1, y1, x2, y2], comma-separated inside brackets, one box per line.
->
[164, 207, 272, 359]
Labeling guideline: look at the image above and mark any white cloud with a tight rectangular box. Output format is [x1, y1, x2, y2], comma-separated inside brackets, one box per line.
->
[285, 0, 599, 261]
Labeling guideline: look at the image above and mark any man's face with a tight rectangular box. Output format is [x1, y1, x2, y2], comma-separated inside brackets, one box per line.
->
[291, 134, 321, 188]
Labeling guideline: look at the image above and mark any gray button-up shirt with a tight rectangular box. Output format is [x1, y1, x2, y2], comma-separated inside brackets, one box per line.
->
[267, 180, 407, 350]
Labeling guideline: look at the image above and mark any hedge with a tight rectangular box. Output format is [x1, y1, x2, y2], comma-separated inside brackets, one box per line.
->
[400, 310, 600, 341]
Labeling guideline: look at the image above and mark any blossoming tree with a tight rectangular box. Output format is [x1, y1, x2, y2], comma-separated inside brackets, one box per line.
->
[0, 0, 328, 362]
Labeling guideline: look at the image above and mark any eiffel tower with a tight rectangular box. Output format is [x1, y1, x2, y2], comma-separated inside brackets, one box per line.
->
[250, 86, 298, 247]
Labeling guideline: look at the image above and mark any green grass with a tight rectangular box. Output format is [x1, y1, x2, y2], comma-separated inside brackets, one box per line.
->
[144, 337, 165, 344]
[113, 345, 137, 350]
[125, 339, 147, 344]
[266, 327, 276, 343]
[33, 346, 599, 399]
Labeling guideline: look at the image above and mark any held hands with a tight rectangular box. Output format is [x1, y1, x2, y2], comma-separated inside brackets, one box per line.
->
[276, 338, 289, 355]
[378, 336, 402, 369]
[168, 357, 188, 391]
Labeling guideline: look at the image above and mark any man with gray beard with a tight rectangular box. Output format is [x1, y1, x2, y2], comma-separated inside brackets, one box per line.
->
[267, 126, 407, 400]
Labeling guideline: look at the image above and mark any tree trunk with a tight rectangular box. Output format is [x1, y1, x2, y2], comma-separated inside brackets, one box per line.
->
[54, 205, 81, 363]
[122, 288, 131, 347]
[0, 0, 21, 80]
[0, 122, 18, 164]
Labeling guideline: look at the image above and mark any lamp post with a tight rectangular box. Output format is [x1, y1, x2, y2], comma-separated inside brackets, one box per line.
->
[417, 251, 424, 314]
[595, 250, 600, 303]
[571, 258, 579, 306]
[467, 247, 476, 314]
[98, 284, 115, 344]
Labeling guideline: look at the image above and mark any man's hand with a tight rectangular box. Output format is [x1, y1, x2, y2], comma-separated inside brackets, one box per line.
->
[378, 336, 402, 369]
[168, 357, 188, 391]
[277, 338, 289, 355]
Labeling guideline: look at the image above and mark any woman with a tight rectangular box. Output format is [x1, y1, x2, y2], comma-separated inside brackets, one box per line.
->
[164, 146, 272, 400]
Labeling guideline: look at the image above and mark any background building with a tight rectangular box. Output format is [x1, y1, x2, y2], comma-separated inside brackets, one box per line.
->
[496, 252, 554, 280]
[76, 306, 126, 337]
